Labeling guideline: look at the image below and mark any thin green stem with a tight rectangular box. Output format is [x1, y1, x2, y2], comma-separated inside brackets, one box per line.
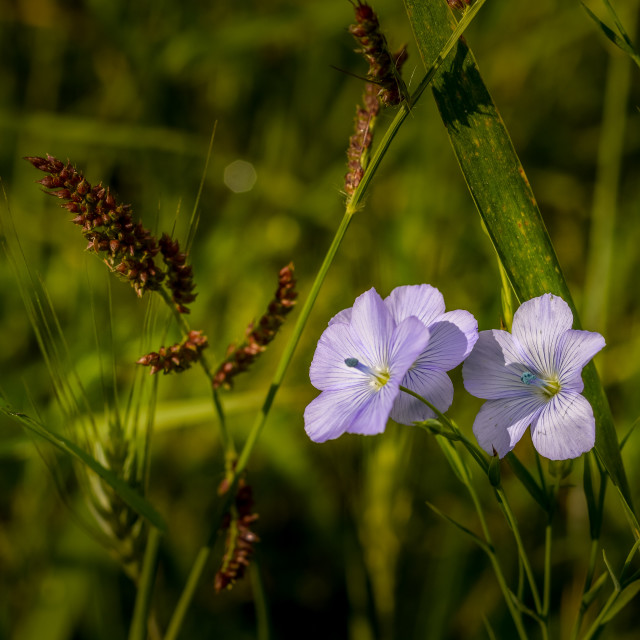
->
[434, 437, 529, 640]
[495, 487, 543, 616]
[163, 211, 354, 640]
[235, 210, 353, 474]
[542, 523, 552, 618]
[251, 561, 271, 640]
[128, 527, 163, 640]
[569, 540, 599, 640]
[164, 547, 212, 640]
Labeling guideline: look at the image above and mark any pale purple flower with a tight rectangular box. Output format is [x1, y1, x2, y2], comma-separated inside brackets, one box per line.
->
[384, 285, 478, 424]
[304, 288, 430, 443]
[462, 293, 605, 460]
[329, 285, 478, 425]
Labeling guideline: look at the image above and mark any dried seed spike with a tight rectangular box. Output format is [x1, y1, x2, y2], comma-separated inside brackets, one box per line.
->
[348, 1, 409, 106]
[159, 233, 198, 314]
[137, 330, 209, 375]
[214, 478, 259, 593]
[345, 82, 380, 195]
[25, 155, 167, 296]
[212, 263, 297, 390]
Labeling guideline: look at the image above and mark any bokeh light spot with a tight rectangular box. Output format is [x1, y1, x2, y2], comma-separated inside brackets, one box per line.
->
[224, 160, 257, 193]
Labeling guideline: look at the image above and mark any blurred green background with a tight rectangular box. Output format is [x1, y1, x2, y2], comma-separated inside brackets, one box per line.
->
[1, 0, 639, 638]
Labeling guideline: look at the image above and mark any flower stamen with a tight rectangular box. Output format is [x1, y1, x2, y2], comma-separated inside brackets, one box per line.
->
[520, 370, 561, 398]
[345, 357, 390, 388]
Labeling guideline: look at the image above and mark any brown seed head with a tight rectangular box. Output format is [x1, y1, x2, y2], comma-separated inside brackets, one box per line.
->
[137, 330, 208, 375]
[212, 263, 297, 390]
[25, 155, 166, 296]
[214, 479, 259, 593]
[348, 1, 408, 106]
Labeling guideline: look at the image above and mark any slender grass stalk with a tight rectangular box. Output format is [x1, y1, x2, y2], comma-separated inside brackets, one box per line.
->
[164, 547, 212, 640]
[251, 560, 271, 640]
[128, 526, 163, 640]
[163, 7, 490, 636]
[186, 122, 217, 255]
[347, 0, 487, 214]
[235, 210, 353, 474]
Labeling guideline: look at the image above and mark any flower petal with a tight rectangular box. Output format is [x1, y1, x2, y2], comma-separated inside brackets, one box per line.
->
[387, 315, 432, 381]
[385, 284, 445, 327]
[472, 396, 546, 458]
[304, 383, 379, 443]
[463, 330, 531, 399]
[390, 368, 453, 425]
[511, 293, 574, 377]
[349, 288, 396, 368]
[421, 309, 479, 371]
[530, 392, 595, 460]
[345, 379, 401, 436]
[555, 329, 605, 392]
[329, 307, 352, 326]
[309, 322, 373, 391]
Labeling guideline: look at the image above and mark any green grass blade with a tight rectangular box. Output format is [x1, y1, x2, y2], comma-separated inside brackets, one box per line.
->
[0, 395, 167, 532]
[581, 2, 640, 68]
[403, 0, 633, 510]
[581, 3, 633, 53]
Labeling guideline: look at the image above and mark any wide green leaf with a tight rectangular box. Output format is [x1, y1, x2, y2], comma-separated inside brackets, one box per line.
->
[403, 0, 633, 509]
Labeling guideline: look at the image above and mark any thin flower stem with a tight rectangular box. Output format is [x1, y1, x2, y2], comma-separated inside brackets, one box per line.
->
[495, 486, 544, 617]
[128, 526, 163, 640]
[569, 540, 600, 640]
[434, 438, 529, 640]
[543, 522, 552, 618]
[401, 385, 545, 635]
[542, 476, 560, 622]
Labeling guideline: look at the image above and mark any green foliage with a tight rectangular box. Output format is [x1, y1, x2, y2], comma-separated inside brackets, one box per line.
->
[1, 0, 639, 638]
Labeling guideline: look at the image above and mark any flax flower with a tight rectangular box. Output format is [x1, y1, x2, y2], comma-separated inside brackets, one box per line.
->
[304, 288, 430, 443]
[329, 285, 478, 424]
[463, 294, 605, 460]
